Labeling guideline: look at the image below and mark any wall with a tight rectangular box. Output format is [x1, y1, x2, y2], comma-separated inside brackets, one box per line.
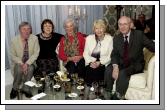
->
[103, 5, 153, 36]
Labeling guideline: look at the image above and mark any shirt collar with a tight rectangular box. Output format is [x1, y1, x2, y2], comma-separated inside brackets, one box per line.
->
[123, 30, 131, 42]
[123, 30, 131, 37]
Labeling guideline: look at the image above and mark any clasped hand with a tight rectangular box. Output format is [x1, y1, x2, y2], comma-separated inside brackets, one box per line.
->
[21, 63, 28, 75]
[90, 61, 101, 69]
[68, 56, 82, 63]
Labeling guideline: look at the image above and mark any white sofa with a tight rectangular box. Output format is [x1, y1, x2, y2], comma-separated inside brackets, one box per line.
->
[125, 48, 155, 100]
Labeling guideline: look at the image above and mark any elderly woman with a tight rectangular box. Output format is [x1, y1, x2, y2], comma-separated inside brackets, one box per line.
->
[83, 19, 113, 86]
[58, 18, 86, 78]
[36, 19, 63, 75]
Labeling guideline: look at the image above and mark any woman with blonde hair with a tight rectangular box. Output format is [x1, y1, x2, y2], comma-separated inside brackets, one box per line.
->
[83, 19, 113, 86]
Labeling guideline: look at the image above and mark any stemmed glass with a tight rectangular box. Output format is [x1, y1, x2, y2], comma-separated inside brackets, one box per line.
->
[54, 74, 60, 84]
[34, 75, 41, 87]
[92, 81, 101, 100]
[77, 78, 84, 86]
[71, 73, 78, 85]
[98, 80, 105, 99]
[76, 77, 84, 98]
[48, 73, 55, 87]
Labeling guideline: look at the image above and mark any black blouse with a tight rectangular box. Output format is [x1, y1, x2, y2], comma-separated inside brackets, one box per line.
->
[36, 32, 63, 59]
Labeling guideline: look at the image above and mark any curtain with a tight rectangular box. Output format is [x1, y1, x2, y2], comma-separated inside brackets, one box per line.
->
[5, 5, 104, 69]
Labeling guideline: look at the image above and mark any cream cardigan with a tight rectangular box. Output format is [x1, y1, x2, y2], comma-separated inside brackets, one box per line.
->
[83, 34, 113, 66]
[10, 34, 40, 75]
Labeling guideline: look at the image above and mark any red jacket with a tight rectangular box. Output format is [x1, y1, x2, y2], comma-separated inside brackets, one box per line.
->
[58, 32, 86, 61]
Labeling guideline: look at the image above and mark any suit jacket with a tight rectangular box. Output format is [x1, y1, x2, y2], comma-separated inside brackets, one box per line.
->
[10, 34, 40, 75]
[83, 34, 113, 66]
[111, 29, 155, 75]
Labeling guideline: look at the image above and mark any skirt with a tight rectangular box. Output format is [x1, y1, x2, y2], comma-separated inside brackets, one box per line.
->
[36, 58, 59, 75]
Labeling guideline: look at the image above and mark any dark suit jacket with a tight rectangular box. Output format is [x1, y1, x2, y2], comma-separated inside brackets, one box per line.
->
[111, 29, 155, 75]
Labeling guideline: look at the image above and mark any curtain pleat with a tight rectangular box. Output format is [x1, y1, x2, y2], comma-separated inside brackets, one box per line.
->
[5, 5, 104, 69]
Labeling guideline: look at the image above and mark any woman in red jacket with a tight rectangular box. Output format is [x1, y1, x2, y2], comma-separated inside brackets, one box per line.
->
[58, 18, 86, 79]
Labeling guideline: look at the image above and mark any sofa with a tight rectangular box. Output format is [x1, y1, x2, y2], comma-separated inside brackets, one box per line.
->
[125, 48, 155, 100]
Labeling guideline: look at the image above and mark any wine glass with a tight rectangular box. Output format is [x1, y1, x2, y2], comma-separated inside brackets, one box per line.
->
[98, 80, 105, 99]
[63, 71, 69, 79]
[54, 74, 60, 84]
[99, 80, 104, 87]
[48, 73, 55, 86]
[71, 73, 78, 85]
[92, 81, 101, 99]
[34, 75, 41, 87]
[77, 78, 84, 86]
[45, 75, 50, 88]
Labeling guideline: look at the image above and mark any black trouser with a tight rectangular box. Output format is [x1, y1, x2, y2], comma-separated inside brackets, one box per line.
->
[104, 64, 142, 96]
[85, 65, 105, 86]
[65, 58, 85, 79]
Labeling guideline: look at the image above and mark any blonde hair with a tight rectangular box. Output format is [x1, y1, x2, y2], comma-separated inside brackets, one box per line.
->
[92, 19, 106, 33]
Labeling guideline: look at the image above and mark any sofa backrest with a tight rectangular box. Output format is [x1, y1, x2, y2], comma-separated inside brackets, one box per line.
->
[143, 48, 155, 70]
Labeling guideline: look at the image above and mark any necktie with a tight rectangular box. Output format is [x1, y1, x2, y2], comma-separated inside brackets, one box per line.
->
[22, 39, 29, 63]
[123, 36, 129, 67]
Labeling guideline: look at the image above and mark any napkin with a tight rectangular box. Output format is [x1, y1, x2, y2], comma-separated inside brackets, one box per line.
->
[31, 92, 46, 100]
[24, 81, 36, 87]
[56, 71, 64, 77]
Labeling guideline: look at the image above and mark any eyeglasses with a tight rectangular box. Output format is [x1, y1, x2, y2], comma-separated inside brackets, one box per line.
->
[118, 23, 129, 26]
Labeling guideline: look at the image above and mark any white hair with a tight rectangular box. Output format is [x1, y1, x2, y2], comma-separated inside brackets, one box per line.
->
[63, 17, 76, 28]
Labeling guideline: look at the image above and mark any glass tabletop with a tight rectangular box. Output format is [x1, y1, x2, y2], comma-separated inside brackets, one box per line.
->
[27, 72, 112, 100]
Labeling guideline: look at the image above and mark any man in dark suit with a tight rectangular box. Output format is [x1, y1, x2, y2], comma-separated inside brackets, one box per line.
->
[104, 16, 155, 100]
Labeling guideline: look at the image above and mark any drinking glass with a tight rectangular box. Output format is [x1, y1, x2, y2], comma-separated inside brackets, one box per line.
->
[34, 75, 41, 87]
[92, 81, 101, 99]
[77, 78, 84, 86]
[71, 73, 78, 85]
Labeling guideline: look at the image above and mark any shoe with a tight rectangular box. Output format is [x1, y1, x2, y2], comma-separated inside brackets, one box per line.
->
[110, 92, 125, 100]
[10, 88, 18, 99]
[21, 90, 33, 98]
[110, 93, 120, 100]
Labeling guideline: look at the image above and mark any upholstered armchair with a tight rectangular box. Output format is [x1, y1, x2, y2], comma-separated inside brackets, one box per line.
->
[125, 48, 155, 100]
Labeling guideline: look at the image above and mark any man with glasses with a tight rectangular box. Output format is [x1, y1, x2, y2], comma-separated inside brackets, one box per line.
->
[104, 16, 155, 100]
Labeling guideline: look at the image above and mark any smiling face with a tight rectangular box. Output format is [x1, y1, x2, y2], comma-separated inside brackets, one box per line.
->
[43, 22, 53, 35]
[93, 19, 106, 39]
[94, 25, 105, 38]
[64, 21, 75, 36]
[118, 16, 131, 35]
[19, 25, 31, 39]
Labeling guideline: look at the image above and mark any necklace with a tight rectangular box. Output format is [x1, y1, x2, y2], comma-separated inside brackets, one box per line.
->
[40, 33, 52, 40]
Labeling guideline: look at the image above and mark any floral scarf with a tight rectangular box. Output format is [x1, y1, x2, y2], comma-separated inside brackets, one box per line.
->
[64, 32, 79, 57]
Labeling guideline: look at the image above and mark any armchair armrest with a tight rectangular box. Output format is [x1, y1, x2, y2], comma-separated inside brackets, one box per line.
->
[146, 56, 155, 90]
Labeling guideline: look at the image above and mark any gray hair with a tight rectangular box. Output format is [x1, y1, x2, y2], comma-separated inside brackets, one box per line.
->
[63, 18, 76, 28]
[19, 21, 32, 30]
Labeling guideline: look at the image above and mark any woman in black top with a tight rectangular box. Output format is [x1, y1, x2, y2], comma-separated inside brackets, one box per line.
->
[36, 19, 63, 75]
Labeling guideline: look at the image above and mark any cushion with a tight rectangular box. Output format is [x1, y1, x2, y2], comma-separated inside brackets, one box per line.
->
[143, 48, 154, 70]
[129, 72, 147, 89]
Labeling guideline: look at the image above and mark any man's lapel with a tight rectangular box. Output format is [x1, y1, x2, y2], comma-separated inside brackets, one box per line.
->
[129, 30, 134, 49]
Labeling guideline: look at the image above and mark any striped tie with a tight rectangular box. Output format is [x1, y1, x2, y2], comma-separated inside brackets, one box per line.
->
[22, 39, 29, 63]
